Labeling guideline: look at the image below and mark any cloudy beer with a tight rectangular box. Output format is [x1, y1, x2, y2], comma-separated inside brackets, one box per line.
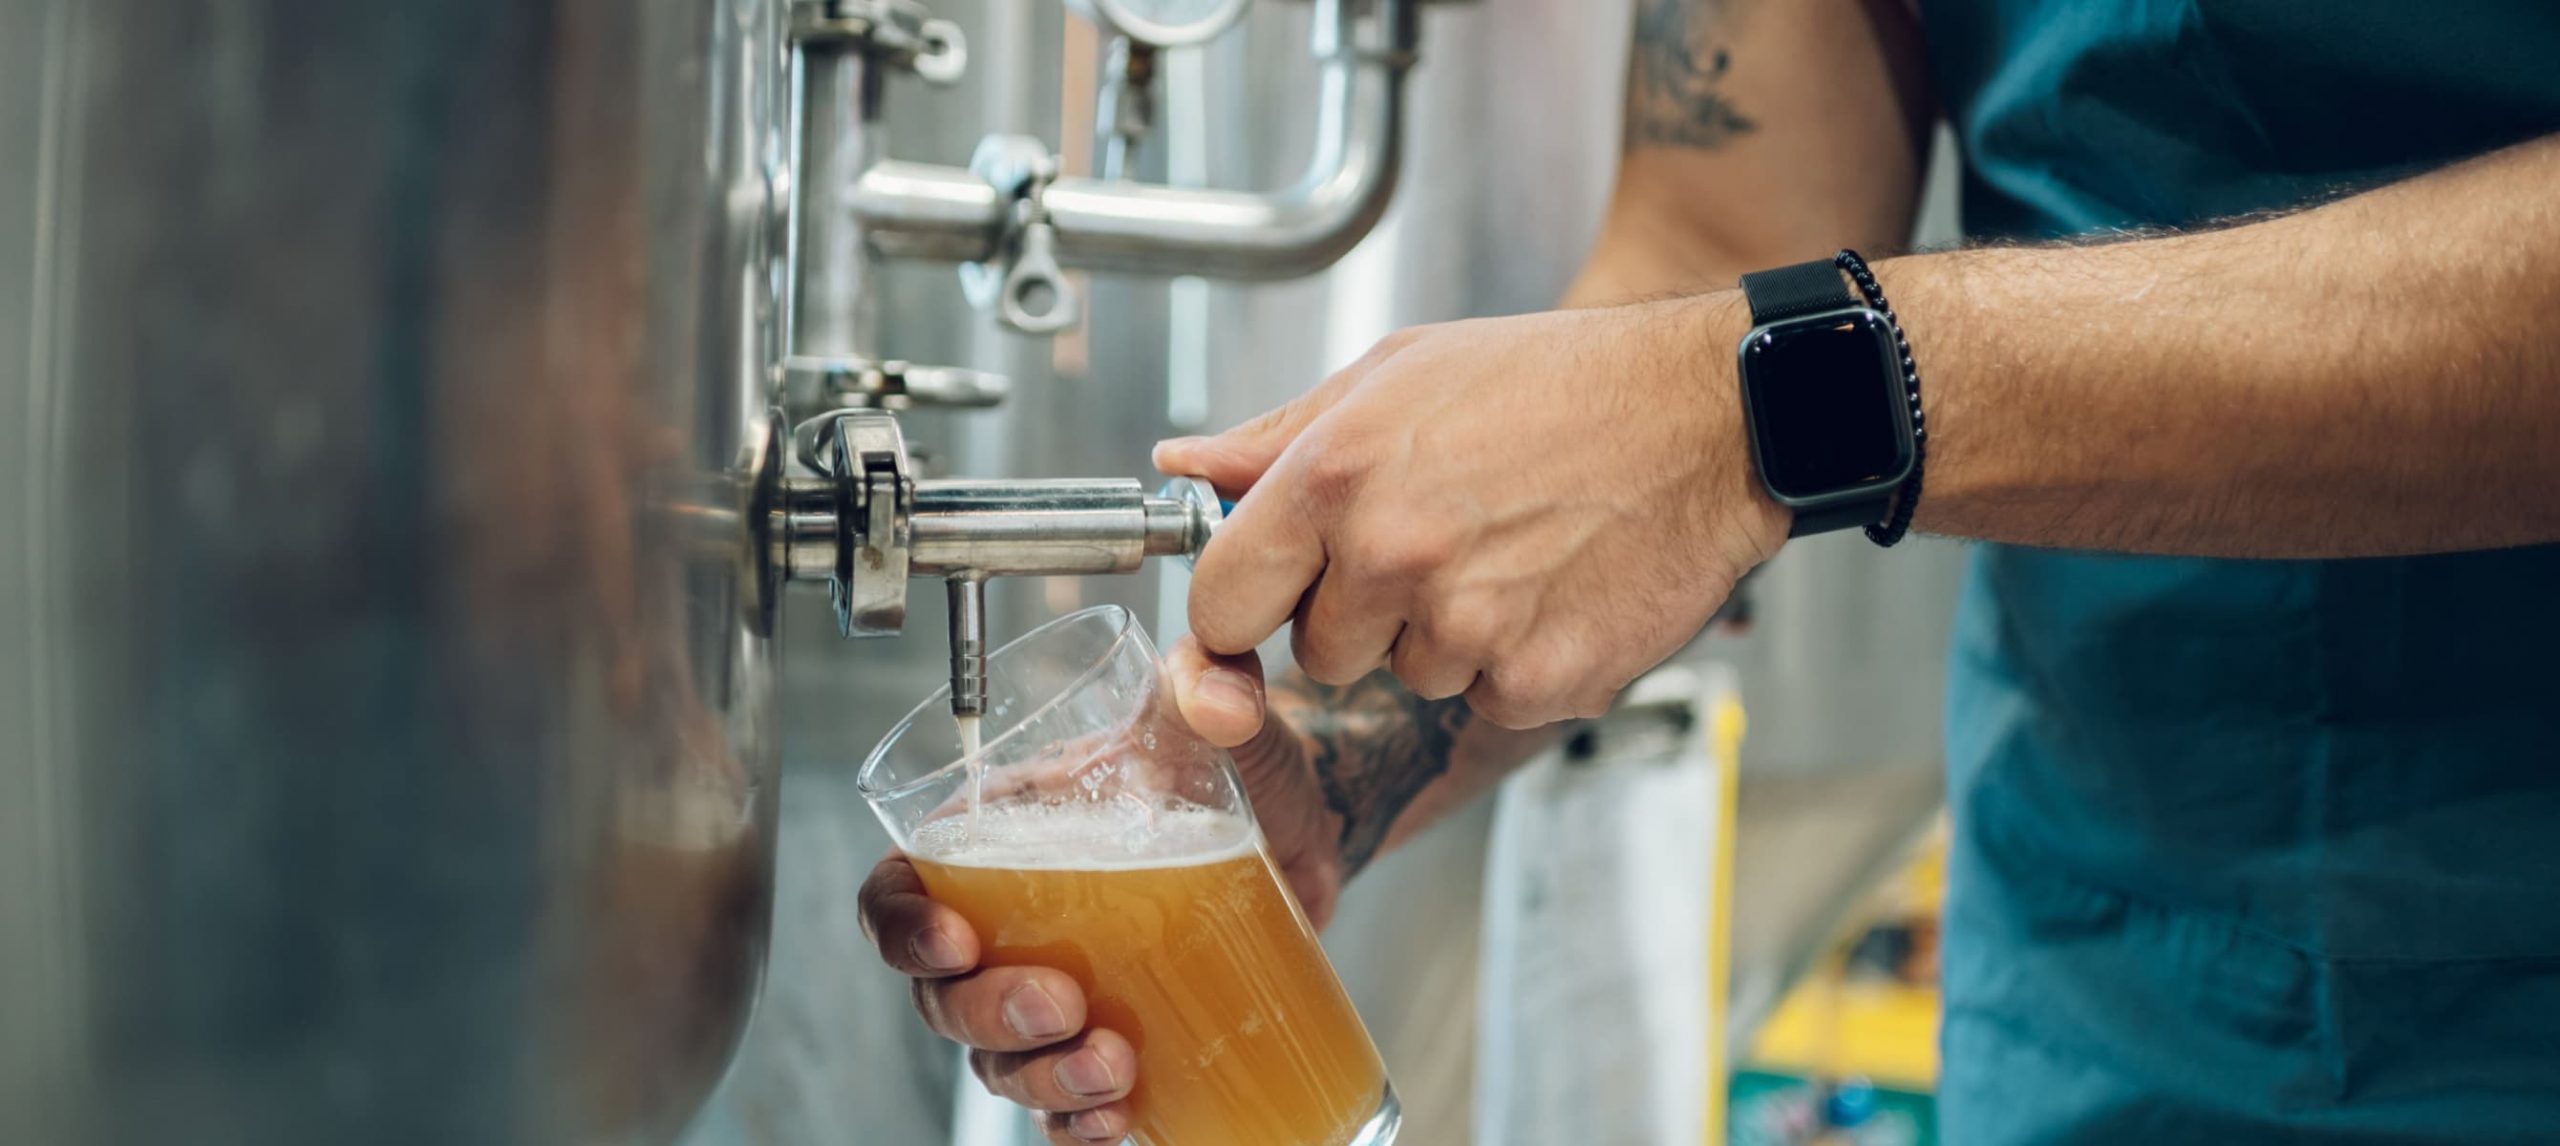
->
[908, 803, 1389, 1146]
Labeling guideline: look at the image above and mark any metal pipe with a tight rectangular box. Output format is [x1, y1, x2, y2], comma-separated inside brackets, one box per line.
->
[901, 478, 1212, 574]
[909, 478, 1164, 576]
[791, 39, 886, 357]
[848, 0, 1415, 279]
[850, 159, 1006, 262]
[1044, 0, 1412, 278]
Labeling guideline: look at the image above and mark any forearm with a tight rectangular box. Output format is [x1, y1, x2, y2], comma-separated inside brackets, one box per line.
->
[1267, 669, 1559, 878]
[1883, 133, 2560, 556]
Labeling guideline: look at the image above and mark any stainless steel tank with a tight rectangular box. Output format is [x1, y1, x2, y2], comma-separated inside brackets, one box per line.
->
[0, 0, 788, 1141]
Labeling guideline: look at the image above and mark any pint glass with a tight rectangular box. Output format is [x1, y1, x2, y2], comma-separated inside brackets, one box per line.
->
[860, 605, 1399, 1146]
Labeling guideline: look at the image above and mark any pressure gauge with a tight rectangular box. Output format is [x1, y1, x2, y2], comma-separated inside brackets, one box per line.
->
[1065, 0, 1252, 48]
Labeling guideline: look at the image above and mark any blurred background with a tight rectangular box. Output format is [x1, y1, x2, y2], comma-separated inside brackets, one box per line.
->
[1, 0, 1964, 1143]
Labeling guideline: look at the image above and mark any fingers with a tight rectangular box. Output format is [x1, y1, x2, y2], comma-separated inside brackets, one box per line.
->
[857, 854, 979, 977]
[1038, 1103, 1136, 1146]
[1387, 625, 1480, 702]
[1459, 633, 1629, 730]
[1165, 636, 1267, 749]
[1383, 584, 1513, 700]
[967, 1028, 1140, 1114]
[862, 861, 1134, 1137]
[1169, 333, 1433, 657]
[911, 965, 1089, 1052]
[1291, 569, 1408, 686]
[1186, 483, 1326, 657]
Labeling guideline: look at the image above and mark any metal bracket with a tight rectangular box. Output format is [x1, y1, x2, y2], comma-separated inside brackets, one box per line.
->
[791, 0, 968, 85]
[959, 135, 1082, 334]
[807, 409, 915, 637]
[783, 355, 1010, 416]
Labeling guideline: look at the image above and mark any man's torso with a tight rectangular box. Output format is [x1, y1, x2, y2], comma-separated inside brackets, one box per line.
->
[1920, 1, 2560, 1138]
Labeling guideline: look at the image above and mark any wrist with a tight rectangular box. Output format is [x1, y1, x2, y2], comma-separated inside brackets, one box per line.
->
[1864, 253, 1978, 539]
[1661, 290, 1794, 565]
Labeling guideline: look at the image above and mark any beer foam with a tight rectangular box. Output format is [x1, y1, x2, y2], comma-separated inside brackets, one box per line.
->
[909, 801, 1256, 870]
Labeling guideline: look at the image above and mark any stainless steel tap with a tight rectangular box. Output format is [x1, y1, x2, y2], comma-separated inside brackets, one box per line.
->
[770, 408, 1220, 718]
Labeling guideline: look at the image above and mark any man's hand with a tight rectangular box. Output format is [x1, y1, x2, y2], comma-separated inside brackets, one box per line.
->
[855, 638, 1341, 1146]
[1156, 293, 1789, 729]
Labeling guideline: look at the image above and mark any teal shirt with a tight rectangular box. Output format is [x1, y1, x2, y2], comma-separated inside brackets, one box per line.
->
[1922, 3, 2560, 1140]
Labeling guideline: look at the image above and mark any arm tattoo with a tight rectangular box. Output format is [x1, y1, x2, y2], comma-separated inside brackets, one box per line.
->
[1269, 670, 1472, 878]
[1626, 0, 1756, 149]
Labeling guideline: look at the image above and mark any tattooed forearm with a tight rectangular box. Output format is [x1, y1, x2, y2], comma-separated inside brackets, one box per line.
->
[1626, 0, 1755, 149]
[1267, 670, 1473, 878]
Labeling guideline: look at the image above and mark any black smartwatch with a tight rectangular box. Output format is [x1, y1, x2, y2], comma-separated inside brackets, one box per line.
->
[1735, 258, 1918, 538]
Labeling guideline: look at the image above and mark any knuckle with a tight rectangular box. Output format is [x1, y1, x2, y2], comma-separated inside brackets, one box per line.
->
[1472, 660, 1567, 729]
[1289, 623, 1364, 687]
[1186, 599, 1250, 656]
[1346, 331, 1411, 373]
[854, 862, 899, 929]
[1238, 399, 1301, 439]
[1427, 601, 1505, 663]
[1393, 658, 1469, 702]
[973, 1051, 1035, 1106]
[915, 974, 1005, 1047]
[1297, 443, 1369, 506]
[1463, 687, 1532, 730]
[1391, 627, 1477, 701]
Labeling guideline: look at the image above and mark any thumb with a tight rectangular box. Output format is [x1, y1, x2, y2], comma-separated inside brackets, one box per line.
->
[1163, 635, 1266, 750]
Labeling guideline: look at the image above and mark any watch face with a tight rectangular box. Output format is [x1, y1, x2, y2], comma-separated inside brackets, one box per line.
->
[1739, 310, 1912, 503]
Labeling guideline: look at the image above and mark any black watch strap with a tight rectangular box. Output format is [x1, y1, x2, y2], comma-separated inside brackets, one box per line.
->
[1785, 499, 1892, 537]
[1738, 258, 1894, 539]
[1741, 259, 1857, 323]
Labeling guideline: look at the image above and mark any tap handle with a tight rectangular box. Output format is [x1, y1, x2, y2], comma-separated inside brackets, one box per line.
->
[1153, 477, 1226, 568]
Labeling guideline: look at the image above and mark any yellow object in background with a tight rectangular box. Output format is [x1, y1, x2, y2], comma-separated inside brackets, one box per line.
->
[1703, 691, 1748, 1146]
[1744, 972, 1941, 1095]
[1741, 823, 1949, 1095]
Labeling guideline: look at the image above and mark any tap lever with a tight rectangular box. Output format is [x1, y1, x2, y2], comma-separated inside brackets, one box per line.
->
[1154, 476, 1225, 567]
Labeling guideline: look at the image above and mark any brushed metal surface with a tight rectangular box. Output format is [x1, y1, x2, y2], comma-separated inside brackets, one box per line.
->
[0, 0, 785, 1141]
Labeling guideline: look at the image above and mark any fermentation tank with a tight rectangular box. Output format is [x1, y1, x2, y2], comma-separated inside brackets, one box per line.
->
[1, 0, 789, 1142]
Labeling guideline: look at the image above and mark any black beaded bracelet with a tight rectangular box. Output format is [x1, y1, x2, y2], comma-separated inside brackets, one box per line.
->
[1834, 249, 1926, 548]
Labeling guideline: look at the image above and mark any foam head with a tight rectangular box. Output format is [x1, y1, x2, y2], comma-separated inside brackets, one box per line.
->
[908, 801, 1254, 869]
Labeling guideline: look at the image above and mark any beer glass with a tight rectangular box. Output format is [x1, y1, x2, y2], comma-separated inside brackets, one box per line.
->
[860, 605, 1400, 1146]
